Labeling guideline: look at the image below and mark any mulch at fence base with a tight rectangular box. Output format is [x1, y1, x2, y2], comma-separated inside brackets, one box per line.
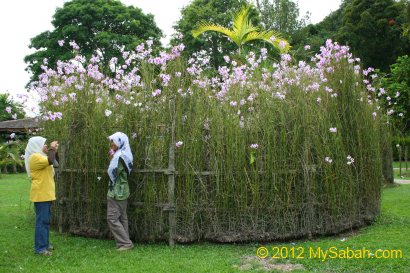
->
[57, 210, 376, 244]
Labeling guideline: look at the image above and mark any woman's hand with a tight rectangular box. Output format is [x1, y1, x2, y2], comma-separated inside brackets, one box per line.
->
[108, 149, 114, 160]
[50, 141, 59, 150]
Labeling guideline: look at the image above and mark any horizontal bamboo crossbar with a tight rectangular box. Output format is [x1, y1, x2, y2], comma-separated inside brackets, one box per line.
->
[58, 166, 318, 176]
[58, 197, 175, 211]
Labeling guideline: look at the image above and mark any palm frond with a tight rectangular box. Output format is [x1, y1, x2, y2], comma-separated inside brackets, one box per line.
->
[243, 30, 290, 52]
[242, 31, 270, 43]
[270, 37, 291, 53]
[191, 5, 290, 53]
[232, 5, 251, 33]
[192, 22, 234, 40]
[7, 152, 17, 161]
[232, 5, 259, 45]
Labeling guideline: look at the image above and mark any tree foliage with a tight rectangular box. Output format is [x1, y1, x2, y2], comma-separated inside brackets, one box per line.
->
[291, 0, 350, 59]
[253, 0, 310, 39]
[292, 0, 410, 70]
[380, 55, 410, 135]
[24, 0, 162, 84]
[402, 1, 410, 40]
[0, 140, 25, 173]
[0, 93, 25, 122]
[337, 0, 408, 71]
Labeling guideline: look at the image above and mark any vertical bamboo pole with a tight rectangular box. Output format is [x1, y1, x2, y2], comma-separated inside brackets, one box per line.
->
[303, 142, 314, 239]
[57, 144, 66, 234]
[399, 146, 402, 177]
[167, 98, 176, 246]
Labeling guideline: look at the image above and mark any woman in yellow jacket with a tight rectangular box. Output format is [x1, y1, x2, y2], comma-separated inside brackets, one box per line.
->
[24, 136, 59, 256]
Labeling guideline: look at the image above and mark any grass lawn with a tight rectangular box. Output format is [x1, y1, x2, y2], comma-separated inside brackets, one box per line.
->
[393, 161, 409, 169]
[0, 174, 409, 273]
[394, 169, 410, 180]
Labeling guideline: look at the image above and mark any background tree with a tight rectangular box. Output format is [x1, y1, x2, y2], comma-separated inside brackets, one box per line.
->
[253, 0, 310, 39]
[379, 55, 410, 136]
[24, 0, 162, 84]
[0, 141, 24, 174]
[401, 1, 410, 41]
[291, 0, 351, 59]
[0, 93, 26, 173]
[0, 93, 25, 121]
[336, 0, 408, 71]
[172, 0, 252, 68]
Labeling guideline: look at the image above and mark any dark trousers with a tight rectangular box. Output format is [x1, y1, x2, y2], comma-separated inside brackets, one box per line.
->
[34, 201, 51, 253]
[107, 197, 133, 248]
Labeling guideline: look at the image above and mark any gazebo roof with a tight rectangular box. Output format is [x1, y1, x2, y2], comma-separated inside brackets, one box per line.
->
[0, 118, 38, 133]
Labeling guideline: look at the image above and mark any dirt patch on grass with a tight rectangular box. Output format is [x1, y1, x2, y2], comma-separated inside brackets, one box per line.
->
[234, 256, 304, 272]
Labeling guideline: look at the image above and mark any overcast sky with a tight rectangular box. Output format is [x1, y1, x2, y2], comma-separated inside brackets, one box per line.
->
[0, 0, 341, 115]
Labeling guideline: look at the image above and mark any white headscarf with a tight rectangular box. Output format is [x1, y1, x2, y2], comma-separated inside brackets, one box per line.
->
[107, 132, 133, 189]
[24, 136, 47, 177]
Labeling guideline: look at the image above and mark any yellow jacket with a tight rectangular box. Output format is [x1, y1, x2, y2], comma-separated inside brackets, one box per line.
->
[29, 153, 55, 202]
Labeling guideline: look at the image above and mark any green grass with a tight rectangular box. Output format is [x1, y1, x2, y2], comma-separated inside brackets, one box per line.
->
[394, 169, 410, 180]
[0, 174, 409, 273]
[393, 161, 410, 169]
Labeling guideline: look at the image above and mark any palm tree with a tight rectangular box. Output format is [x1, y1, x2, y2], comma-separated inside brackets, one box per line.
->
[192, 5, 290, 54]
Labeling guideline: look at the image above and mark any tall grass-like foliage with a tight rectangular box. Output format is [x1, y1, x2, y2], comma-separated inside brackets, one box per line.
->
[31, 39, 385, 243]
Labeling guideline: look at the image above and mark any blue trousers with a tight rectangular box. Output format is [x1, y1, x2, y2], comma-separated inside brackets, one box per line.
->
[34, 202, 51, 253]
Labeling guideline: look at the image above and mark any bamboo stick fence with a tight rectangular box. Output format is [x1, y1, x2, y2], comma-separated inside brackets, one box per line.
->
[51, 95, 383, 245]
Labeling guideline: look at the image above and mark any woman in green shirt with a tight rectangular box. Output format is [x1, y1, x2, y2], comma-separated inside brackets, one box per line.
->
[107, 132, 134, 251]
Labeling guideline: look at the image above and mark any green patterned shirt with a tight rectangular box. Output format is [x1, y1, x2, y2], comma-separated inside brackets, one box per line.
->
[107, 159, 130, 200]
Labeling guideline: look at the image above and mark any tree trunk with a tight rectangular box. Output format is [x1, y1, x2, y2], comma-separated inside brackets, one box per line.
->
[382, 144, 394, 184]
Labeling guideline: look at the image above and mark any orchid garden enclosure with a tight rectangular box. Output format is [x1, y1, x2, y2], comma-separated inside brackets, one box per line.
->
[33, 39, 385, 244]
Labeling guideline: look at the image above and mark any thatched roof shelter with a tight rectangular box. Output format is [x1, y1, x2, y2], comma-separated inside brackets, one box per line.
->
[0, 118, 38, 133]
